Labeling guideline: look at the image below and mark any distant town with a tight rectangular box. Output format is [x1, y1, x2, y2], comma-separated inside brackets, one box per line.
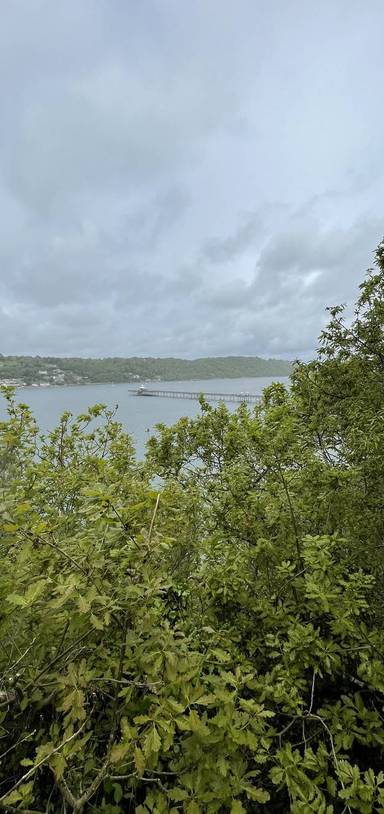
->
[0, 363, 88, 388]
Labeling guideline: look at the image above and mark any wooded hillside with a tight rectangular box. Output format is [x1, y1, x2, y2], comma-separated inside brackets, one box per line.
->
[0, 355, 292, 387]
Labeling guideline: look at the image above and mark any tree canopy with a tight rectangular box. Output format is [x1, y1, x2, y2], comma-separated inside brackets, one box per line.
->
[1, 241, 384, 813]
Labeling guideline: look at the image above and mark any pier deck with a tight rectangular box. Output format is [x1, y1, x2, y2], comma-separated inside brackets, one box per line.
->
[128, 388, 261, 405]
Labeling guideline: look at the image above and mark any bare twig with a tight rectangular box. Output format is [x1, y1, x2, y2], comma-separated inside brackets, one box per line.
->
[56, 617, 130, 812]
[307, 713, 352, 814]
[2, 638, 37, 679]
[42, 537, 88, 578]
[0, 723, 87, 804]
[0, 804, 45, 814]
[0, 730, 36, 761]
[148, 494, 160, 543]
[25, 628, 94, 692]
[306, 671, 316, 716]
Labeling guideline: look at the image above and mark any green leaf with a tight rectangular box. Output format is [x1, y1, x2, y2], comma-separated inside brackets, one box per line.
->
[134, 747, 146, 777]
[188, 710, 210, 736]
[24, 579, 47, 604]
[231, 802, 246, 814]
[243, 786, 270, 803]
[217, 755, 228, 777]
[3, 782, 34, 806]
[177, 710, 210, 737]
[110, 742, 130, 764]
[49, 752, 66, 780]
[2, 790, 22, 805]
[144, 724, 161, 758]
[194, 694, 217, 706]
[90, 613, 104, 630]
[6, 593, 27, 607]
[77, 595, 91, 613]
[211, 648, 231, 662]
[169, 788, 189, 801]
[113, 783, 123, 803]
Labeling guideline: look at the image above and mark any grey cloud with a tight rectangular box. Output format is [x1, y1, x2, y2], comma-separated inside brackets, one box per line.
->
[193, 213, 382, 357]
[202, 213, 264, 264]
[202, 281, 253, 309]
[256, 217, 383, 305]
[1, 13, 240, 213]
[122, 187, 191, 252]
[0, 0, 383, 359]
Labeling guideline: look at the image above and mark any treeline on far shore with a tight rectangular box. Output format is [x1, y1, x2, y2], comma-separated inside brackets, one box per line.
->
[0, 353, 293, 386]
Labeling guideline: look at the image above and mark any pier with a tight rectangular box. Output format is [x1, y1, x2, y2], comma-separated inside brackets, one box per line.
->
[129, 387, 262, 405]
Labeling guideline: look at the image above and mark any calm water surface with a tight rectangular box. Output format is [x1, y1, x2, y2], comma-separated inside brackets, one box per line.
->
[1, 377, 289, 457]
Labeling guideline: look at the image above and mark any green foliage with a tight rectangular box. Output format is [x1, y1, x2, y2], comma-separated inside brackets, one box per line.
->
[1, 241, 384, 812]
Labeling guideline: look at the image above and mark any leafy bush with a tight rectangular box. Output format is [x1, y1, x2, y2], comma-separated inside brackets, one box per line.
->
[1, 241, 384, 812]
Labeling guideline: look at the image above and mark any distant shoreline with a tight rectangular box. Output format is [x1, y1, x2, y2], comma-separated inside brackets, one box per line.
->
[13, 373, 290, 390]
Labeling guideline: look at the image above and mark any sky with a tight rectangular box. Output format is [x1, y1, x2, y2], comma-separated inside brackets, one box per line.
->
[0, 0, 383, 360]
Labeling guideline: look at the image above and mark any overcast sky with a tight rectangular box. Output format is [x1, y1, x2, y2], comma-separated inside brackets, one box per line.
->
[0, 0, 383, 359]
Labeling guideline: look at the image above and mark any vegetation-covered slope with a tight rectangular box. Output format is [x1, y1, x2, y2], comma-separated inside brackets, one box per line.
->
[1, 241, 384, 813]
[0, 355, 292, 387]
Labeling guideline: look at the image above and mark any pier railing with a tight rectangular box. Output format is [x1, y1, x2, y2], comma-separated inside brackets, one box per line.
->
[128, 388, 262, 405]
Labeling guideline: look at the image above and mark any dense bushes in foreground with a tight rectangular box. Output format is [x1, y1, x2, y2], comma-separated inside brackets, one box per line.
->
[1, 242, 384, 813]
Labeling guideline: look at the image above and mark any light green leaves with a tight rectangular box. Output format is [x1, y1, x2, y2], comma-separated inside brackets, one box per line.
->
[144, 724, 161, 758]
[110, 741, 130, 764]
[7, 579, 47, 607]
[134, 747, 146, 777]
[176, 710, 210, 737]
